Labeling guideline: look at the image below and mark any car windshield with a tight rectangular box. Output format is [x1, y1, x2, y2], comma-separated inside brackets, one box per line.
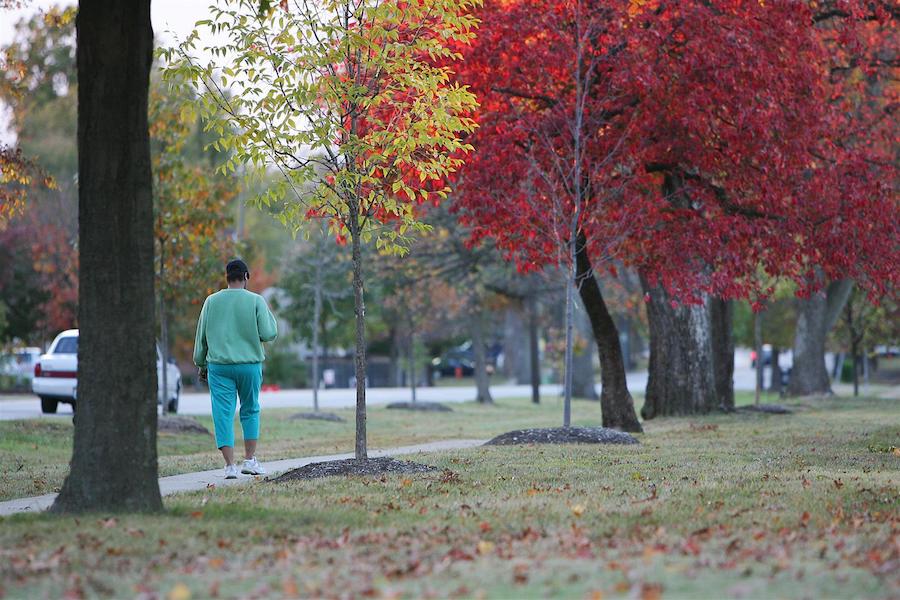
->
[54, 337, 78, 354]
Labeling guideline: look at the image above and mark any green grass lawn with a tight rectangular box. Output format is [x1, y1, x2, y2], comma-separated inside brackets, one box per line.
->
[0, 390, 794, 502]
[1, 395, 897, 598]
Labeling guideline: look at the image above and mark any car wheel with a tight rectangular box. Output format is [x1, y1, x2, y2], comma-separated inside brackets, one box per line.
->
[40, 396, 59, 414]
[167, 382, 180, 414]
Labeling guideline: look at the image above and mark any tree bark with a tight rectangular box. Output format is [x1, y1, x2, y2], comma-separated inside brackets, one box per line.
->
[754, 309, 763, 406]
[471, 310, 493, 404]
[348, 203, 367, 459]
[408, 324, 417, 403]
[575, 237, 642, 432]
[640, 278, 718, 418]
[787, 280, 853, 397]
[528, 296, 540, 404]
[572, 301, 599, 400]
[52, 0, 161, 513]
[387, 325, 400, 388]
[311, 250, 322, 411]
[710, 297, 735, 410]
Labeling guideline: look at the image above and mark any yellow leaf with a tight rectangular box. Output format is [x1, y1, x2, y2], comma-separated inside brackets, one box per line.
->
[167, 583, 192, 600]
[477, 540, 494, 555]
[571, 504, 585, 517]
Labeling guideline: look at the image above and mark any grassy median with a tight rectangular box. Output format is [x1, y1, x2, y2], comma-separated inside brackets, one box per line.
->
[1, 395, 897, 598]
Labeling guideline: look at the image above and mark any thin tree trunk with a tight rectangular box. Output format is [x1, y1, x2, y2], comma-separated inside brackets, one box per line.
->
[311, 251, 322, 411]
[641, 278, 718, 418]
[528, 296, 540, 404]
[348, 204, 367, 460]
[787, 280, 853, 396]
[160, 239, 169, 414]
[710, 297, 735, 410]
[563, 270, 575, 427]
[388, 326, 400, 387]
[754, 310, 763, 406]
[769, 347, 783, 395]
[53, 0, 161, 513]
[574, 235, 642, 432]
[471, 309, 493, 404]
[408, 322, 417, 403]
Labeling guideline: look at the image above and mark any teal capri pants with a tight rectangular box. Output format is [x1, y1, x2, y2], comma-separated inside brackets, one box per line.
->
[207, 362, 263, 449]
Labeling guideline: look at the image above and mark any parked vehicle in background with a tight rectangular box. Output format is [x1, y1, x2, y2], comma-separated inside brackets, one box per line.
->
[0, 347, 42, 389]
[32, 330, 182, 414]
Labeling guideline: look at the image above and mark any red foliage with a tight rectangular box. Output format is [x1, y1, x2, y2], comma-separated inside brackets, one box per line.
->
[454, 0, 898, 303]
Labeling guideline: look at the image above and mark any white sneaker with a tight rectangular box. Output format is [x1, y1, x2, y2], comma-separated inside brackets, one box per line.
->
[224, 464, 239, 479]
[241, 457, 267, 476]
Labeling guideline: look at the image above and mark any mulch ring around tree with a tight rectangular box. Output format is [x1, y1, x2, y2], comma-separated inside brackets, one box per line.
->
[737, 404, 794, 415]
[385, 401, 453, 412]
[158, 415, 211, 435]
[290, 412, 346, 423]
[485, 426, 640, 446]
[271, 456, 439, 482]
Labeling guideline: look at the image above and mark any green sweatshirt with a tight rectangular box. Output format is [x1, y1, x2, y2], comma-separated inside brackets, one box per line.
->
[193, 288, 278, 367]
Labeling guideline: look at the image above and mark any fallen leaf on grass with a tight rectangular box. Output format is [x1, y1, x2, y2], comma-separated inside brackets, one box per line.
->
[99, 518, 117, 529]
[167, 582, 192, 600]
[833, 479, 844, 489]
[800, 511, 811, 527]
[641, 583, 663, 600]
[479, 521, 492, 532]
[513, 564, 529, 584]
[282, 576, 299, 597]
[477, 540, 495, 555]
[571, 504, 585, 517]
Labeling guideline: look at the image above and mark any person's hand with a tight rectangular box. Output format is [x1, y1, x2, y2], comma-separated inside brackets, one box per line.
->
[198, 367, 208, 383]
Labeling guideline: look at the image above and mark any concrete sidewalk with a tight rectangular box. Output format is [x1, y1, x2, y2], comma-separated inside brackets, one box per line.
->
[0, 438, 487, 517]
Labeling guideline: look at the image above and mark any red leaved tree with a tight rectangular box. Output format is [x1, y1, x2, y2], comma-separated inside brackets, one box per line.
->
[455, 0, 898, 420]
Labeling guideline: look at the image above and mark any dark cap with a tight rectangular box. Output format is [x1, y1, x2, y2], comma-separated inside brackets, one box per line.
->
[226, 259, 249, 280]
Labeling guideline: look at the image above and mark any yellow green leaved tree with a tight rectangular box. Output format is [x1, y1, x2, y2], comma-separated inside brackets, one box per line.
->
[160, 0, 479, 459]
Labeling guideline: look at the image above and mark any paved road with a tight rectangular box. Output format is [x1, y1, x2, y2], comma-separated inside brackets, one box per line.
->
[0, 367, 763, 420]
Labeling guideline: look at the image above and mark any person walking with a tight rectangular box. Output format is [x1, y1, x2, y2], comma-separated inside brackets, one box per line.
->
[193, 259, 278, 479]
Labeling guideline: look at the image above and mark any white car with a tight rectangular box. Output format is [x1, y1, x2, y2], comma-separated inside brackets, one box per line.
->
[32, 329, 182, 414]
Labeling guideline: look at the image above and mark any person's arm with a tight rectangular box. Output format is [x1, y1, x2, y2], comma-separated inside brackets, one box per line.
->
[256, 295, 278, 343]
[193, 298, 209, 369]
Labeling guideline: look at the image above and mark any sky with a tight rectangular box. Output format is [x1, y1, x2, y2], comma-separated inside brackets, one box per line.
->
[0, 0, 219, 144]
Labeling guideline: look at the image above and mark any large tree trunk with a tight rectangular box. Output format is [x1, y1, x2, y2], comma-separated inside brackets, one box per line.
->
[349, 203, 367, 459]
[575, 237, 642, 432]
[787, 279, 853, 397]
[572, 301, 598, 400]
[52, 0, 161, 513]
[471, 309, 493, 404]
[710, 297, 735, 410]
[640, 278, 718, 419]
